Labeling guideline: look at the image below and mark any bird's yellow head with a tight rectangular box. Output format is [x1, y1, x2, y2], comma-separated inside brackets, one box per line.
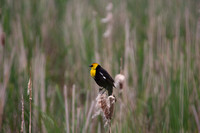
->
[89, 63, 99, 78]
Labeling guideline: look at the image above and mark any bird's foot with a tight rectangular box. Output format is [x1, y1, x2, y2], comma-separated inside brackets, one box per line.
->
[99, 88, 106, 95]
[101, 89, 106, 95]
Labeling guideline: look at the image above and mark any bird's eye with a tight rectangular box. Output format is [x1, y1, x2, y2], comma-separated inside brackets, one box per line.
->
[89, 65, 93, 67]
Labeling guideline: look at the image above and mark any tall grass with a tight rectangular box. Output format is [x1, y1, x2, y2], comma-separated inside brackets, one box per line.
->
[0, 0, 200, 132]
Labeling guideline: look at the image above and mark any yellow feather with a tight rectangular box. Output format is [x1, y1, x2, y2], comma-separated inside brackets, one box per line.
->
[90, 63, 98, 78]
[90, 69, 96, 78]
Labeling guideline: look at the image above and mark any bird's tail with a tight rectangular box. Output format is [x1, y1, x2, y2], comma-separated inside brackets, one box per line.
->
[108, 87, 113, 96]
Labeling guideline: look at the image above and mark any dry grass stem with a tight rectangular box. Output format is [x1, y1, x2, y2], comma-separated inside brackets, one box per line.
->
[40, 54, 47, 133]
[72, 84, 75, 133]
[192, 105, 200, 133]
[64, 85, 70, 133]
[76, 107, 81, 133]
[32, 46, 47, 132]
[83, 101, 94, 133]
[20, 95, 25, 133]
[28, 71, 32, 133]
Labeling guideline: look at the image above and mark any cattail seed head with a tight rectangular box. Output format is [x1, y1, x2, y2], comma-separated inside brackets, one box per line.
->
[93, 92, 116, 126]
[114, 74, 125, 90]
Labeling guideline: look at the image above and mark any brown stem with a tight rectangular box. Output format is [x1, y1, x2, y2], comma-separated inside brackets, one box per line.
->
[109, 123, 111, 133]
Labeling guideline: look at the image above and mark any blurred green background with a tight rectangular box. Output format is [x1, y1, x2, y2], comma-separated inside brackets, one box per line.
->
[0, 0, 200, 132]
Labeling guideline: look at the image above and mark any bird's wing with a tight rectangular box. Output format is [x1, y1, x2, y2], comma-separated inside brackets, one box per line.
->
[99, 72, 107, 79]
[99, 67, 115, 86]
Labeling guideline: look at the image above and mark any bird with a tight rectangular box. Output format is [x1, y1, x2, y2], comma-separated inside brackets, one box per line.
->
[89, 63, 115, 96]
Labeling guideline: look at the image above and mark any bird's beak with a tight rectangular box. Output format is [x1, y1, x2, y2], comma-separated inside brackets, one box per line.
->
[89, 65, 92, 67]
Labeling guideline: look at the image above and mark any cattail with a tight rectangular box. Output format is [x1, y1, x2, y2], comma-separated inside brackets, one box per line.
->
[114, 74, 125, 90]
[93, 92, 116, 127]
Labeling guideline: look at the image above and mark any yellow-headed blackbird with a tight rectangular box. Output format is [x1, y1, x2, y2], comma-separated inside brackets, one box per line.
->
[89, 63, 115, 96]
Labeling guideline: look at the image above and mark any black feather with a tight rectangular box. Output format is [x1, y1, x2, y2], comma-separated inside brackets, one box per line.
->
[94, 65, 115, 96]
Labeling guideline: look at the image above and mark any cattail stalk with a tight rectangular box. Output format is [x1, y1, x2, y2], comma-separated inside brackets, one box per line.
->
[72, 85, 75, 133]
[40, 54, 47, 133]
[64, 85, 70, 133]
[20, 95, 25, 133]
[76, 108, 81, 133]
[109, 125, 112, 133]
[83, 101, 94, 133]
[28, 72, 32, 133]
[192, 105, 200, 133]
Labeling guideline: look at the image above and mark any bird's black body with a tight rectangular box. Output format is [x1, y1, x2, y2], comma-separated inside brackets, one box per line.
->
[94, 65, 115, 96]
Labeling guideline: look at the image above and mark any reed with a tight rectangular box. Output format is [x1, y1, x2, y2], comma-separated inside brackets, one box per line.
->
[28, 72, 32, 133]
